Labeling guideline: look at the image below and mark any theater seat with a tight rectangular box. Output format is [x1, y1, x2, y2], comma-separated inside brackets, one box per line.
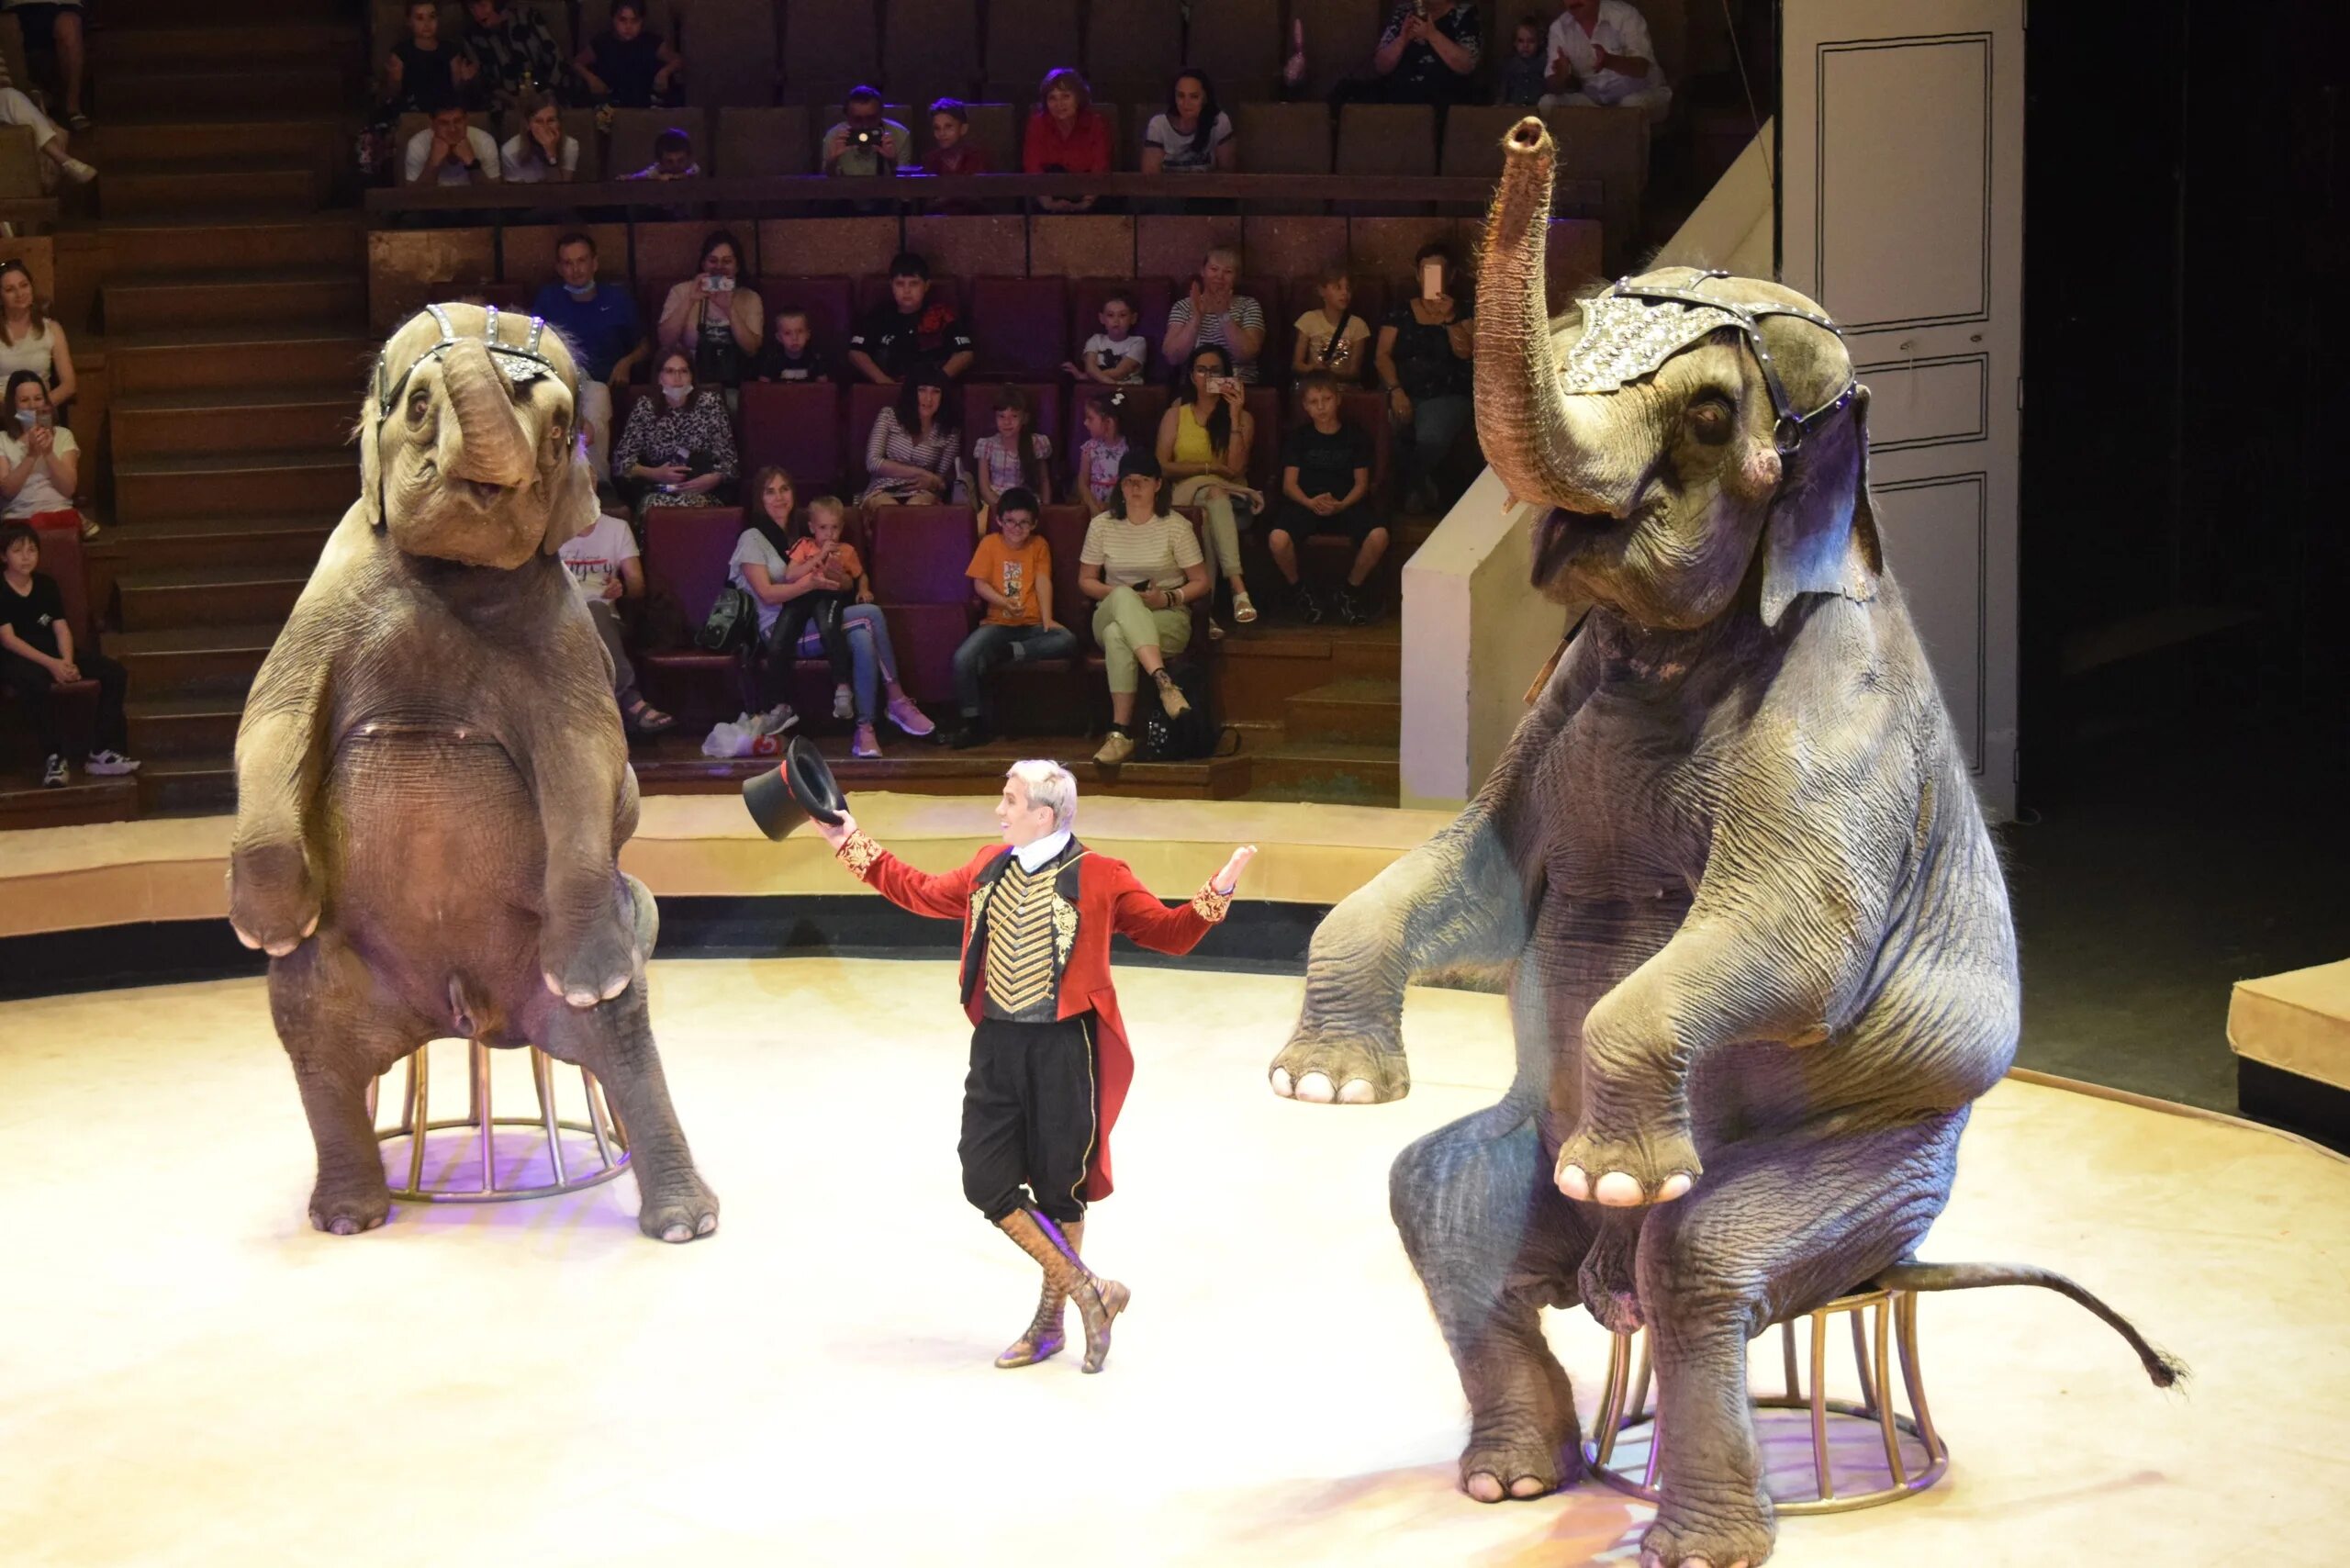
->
[608, 107, 708, 181]
[846, 381, 902, 490]
[852, 273, 965, 318]
[968, 275, 1071, 381]
[639, 506, 755, 727]
[782, 0, 878, 102]
[1244, 386, 1282, 489]
[1065, 276, 1174, 366]
[755, 274, 856, 364]
[1186, 0, 1283, 101]
[879, 0, 980, 107]
[739, 382, 845, 494]
[1082, 0, 1183, 105]
[716, 106, 814, 177]
[981, 0, 1080, 100]
[868, 503, 979, 605]
[1336, 102, 1437, 176]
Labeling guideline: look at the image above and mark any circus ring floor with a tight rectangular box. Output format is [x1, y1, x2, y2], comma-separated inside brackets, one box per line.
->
[4, 956, 2344, 1567]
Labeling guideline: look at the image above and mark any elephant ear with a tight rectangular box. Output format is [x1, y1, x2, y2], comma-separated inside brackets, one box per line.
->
[538, 414, 601, 556]
[1759, 384, 1882, 628]
[356, 351, 390, 532]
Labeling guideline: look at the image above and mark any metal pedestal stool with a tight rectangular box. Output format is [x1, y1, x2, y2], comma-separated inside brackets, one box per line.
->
[370, 1038, 630, 1202]
[1585, 1284, 1950, 1514]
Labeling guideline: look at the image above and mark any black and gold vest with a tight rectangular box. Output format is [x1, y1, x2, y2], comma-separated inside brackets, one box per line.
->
[962, 837, 1087, 1020]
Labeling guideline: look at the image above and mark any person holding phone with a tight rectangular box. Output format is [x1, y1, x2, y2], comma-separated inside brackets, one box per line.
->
[0, 370, 87, 539]
[657, 230, 761, 392]
[1376, 241, 1476, 514]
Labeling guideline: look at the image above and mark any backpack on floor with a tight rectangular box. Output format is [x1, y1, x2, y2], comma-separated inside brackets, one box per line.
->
[1139, 657, 1232, 763]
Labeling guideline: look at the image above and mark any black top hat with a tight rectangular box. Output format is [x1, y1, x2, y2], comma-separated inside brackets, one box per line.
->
[742, 735, 849, 840]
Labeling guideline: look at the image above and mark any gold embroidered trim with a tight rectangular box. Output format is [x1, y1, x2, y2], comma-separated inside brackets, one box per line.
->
[1050, 886, 1080, 968]
[836, 829, 882, 876]
[968, 876, 993, 947]
[1191, 882, 1233, 923]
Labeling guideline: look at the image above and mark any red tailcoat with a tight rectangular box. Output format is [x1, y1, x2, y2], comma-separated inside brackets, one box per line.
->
[838, 831, 1229, 1199]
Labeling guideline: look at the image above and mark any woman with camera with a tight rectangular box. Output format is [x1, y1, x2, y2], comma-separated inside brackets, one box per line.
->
[657, 230, 762, 395]
[1155, 344, 1259, 636]
[615, 350, 738, 510]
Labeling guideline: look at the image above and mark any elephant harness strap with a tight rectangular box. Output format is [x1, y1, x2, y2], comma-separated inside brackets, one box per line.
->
[369, 304, 568, 526]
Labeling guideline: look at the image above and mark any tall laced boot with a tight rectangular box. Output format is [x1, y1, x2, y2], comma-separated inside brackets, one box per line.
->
[993, 1218, 1080, 1368]
[996, 1208, 1129, 1372]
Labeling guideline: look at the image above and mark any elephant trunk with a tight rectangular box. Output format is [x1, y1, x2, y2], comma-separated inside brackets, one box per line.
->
[1474, 118, 1620, 517]
[441, 338, 537, 490]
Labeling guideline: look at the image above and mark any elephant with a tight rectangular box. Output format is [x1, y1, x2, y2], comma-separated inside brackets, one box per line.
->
[229, 302, 719, 1245]
[1266, 121, 2175, 1566]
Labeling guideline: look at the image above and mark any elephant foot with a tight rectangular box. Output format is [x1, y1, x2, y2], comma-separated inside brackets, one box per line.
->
[1554, 1125, 1701, 1208]
[1267, 1019, 1410, 1104]
[1460, 1417, 1583, 1504]
[635, 1167, 720, 1243]
[542, 906, 643, 1012]
[1639, 1495, 1774, 1568]
[229, 838, 322, 958]
[308, 1177, 391, 1237]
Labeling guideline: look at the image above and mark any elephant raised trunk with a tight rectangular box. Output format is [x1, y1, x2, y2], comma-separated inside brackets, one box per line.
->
[1475, 118, 1628, 519]
[441, 338, 536, 490]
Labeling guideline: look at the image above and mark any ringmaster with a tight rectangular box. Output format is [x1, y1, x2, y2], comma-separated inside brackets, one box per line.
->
[818, 761, 1254, 1372]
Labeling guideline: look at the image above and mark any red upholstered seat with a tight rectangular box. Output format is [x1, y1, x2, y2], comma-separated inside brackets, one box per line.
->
[878, 603, 968, 706]
[1039, 504, 1093, 645]
[1244, 386, 1282, 489]
[968, 275, 1071, 380]
[868, 504, 979, 604]
[740, 381, 845, 493]
[1239, 275, 1286, 378]
[755, 274, 856, 363]
[638, 506, 755, 725]
[846, 381, 903, 491]
[852, 274, 965, 318]
[1066, 276, 1173, 366]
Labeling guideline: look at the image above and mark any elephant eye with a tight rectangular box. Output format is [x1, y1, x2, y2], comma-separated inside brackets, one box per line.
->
[1685, 394, 1735, 445]
[406, 388, 431, 425]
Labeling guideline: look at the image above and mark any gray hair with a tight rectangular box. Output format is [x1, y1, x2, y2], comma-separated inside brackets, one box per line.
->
[1006, 759, 1078, 833]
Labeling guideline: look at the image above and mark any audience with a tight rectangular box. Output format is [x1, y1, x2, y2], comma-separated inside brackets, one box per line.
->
[1023, 68, 1110, 214]
[752, 308, 837, 384]
[461, 0, 573, 116]
[0, 84, 94, 185]
[1141, 70, 1236, 175]
[382, 0, 476, 115]
[1291, 264, 1372, 383]
[847, 252, 973, 385]
[499, 91, 578, 183]
[1268, 372, 1387, 624]
[1064, 291, 1147, 385]
[1078, 449, 1205, 767]
[0, 261, 73, 422]
[2, 521, 134, 790]
[1499, 18, 1549, 106]
[555, 505, 675, 736]
[824, 86, 910, 177]
[615, 350, 737, 508]
[730, 466, 826, 738]
[923, 97, 990, 177]
[532, 231, 643, 484]
[949, 487, 1074, 749]
[1071, 390, 1132, 514]
[658, 230, 760, 389]
[574, 0, 680, 108]
[1161, 246, 1264, 385]
[624, 125, 700, 181]
[970, 385, 1054, 529]
[1542, 0, 1672, 119]
[0, 370, 84, 538]
[1376, 241, 1476, 514]
[6, 0, 85, 132]
[404, 104, 500, 186]
[858, 365, 963, 507]
[1334, 0, 1483, 106]
[1158, 345, 1258, 637]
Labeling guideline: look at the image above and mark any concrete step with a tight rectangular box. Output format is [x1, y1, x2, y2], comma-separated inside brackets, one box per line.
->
[125, 693, 247, 759]
[95, 211, 366, 274]
[109, 322, 375, 398]
[117, 563, 311, 633]
[136, 755, 238, 817]
[1283, 677, 1401, 745]
[91, 23, 362, 70]
[104, 266, 366, 335]
[114, 449, 353, 523]
[1213, 622, 1403, 723]
[114, 386, 356, 459]
[100, 155, 320, 218]
[1244, 739, 1401, 803]
[108, 622, 280, 701]
[99, 64, 355, 120]
[85, 512, 338, 574]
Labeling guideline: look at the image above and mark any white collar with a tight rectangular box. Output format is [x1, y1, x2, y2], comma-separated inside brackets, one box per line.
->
[1013, 829, 1072, 872]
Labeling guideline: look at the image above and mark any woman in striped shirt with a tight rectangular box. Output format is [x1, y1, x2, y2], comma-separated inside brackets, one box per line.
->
[1077, 449, 1208, 766]
[858, 366, 964, 507]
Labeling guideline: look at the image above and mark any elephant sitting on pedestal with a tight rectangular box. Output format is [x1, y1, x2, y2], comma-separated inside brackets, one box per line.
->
[1267, 122, 2173, 1567]
[229, 302, 719, 1244]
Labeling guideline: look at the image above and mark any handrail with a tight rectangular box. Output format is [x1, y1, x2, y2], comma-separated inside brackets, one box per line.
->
[364, 171, 1601, 218]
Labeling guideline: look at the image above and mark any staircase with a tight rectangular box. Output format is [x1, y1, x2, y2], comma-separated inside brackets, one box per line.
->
[83, 0, 370, 815]
[1221, 621, 1404, 806]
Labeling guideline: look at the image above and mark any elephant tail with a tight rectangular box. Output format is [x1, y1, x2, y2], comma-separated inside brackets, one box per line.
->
[1876, 1261, 2188, 1390]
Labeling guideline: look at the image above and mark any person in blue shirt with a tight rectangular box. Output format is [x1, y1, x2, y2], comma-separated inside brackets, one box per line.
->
[530, 231, 646, 484]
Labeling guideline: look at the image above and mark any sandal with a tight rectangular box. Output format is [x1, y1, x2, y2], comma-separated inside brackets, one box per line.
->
[621, 693, 675, 735]
[1232, 589, 1257, 623]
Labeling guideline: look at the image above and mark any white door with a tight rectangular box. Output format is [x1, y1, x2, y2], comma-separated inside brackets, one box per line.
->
[1778, 0, 2024, 816]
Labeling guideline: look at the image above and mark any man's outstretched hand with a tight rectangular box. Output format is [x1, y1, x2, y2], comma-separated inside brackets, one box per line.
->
[818, 811, 856, 849]
[1214, 845, 1257, 896]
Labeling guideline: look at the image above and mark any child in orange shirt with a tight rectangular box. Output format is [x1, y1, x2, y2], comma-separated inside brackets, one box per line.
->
[787, 496, 870, 722]
[949, 487, 1077, 747]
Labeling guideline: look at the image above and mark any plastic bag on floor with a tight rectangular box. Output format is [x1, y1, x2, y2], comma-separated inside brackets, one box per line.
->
[702, 719, 782, 759]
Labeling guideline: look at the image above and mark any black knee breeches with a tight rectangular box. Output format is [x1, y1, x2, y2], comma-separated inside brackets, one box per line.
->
[957, 1014, 1099, 1226]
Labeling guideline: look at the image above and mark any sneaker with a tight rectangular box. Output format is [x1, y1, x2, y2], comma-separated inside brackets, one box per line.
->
[1335, 586, 1373, 626]
[750, 703, 799, 737]
[1288, 583, 1325, 624]
[850, 722, 882, 759]
[78, 514, 99, 541]
[832, 685, 854, 721]
[67, 112, 92, 133]
[884, 694, 935, 738]
[1092, 728, 1135, 766]
[949, 719, 992, 750]
[59, 157, 97, 185]
[40, 753, 66, 788]
[1232, 589, 1258, 624]
[84, 750, 141, 776]
[1154, 669, 1191, 720]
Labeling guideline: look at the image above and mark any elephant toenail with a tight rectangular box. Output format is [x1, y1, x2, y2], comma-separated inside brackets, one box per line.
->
[1657, 1172, 1693, 1201]
[661, 1223, 691, 1242]
[1557, 1162, 1590, 1199]
[543, 972, 565, 997]
[1465, 1473, 1503, 1503]
[300, 913, 319, 937]
[1270, 1067, 1294, 1097]
[329, 1216, 356, 1236]
[566, 988, 599, 1009]
[1507, 1476, 1545, 1497]
[695, 1214, 717, 1235]
[232, 924, 261, 950]
[599, 972, 629, 1000]
[1337, 1079, 1378, 1103]
[1594, 1170, 1645, 1205]
[1295, 1071, 1336, 1102]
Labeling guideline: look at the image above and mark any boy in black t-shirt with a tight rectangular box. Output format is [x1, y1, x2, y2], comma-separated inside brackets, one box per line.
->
[0, 522, 137, 788]
[1268, 375, 1389, 625]
[752, 308, 838, 384]
[846, 252, 976, 385]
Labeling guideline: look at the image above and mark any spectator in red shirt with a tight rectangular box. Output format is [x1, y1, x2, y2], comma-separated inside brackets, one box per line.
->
[1023, 67, 1110, 213]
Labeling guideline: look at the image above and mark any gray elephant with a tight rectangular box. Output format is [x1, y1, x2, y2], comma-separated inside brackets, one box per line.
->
[229, 302, 719, 1245]
[1267, 122, 2173, 1566]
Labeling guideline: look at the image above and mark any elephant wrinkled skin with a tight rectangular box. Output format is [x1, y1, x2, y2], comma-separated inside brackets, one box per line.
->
[229, 304, 719, 1244]
[1270, 122, 2170, 1566]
